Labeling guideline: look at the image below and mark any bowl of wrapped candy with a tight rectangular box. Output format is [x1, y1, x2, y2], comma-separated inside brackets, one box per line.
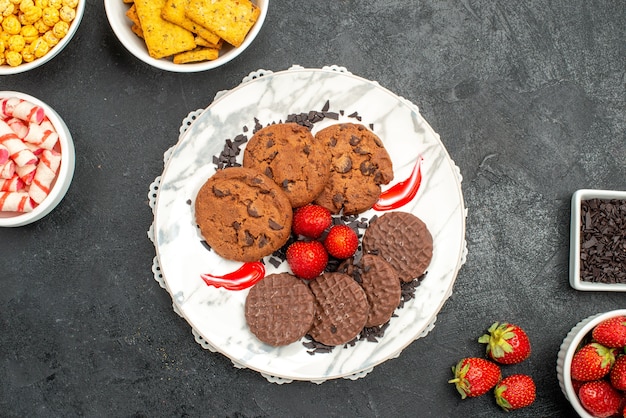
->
[0, 91, 75, 227]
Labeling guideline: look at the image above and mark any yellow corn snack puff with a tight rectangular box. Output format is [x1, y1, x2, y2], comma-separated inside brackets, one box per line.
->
[185, 0, 259, 48]
[172, 46, 218, 64]
[133, 0, 195, 59]
[162, 0, 220, 45]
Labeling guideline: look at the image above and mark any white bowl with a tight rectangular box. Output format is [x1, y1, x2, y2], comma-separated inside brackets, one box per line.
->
[570, 189, 626, 291]
[0, 1, 85, 75]
[557, 310, 626, 418]
[104, 0, 268, 73]
[0, 91, 75, 227]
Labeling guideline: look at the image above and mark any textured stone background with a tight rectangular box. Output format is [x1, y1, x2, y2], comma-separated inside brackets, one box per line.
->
[1, 1, 624, 416]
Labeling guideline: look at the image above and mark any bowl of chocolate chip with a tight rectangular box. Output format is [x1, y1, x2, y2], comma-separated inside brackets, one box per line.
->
[570, 189, 626, 291]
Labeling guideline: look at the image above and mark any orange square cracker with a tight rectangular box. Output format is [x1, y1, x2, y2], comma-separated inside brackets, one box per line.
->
[185, 0, 260, 48]
[134, 0, 196, 59]
[162, 0, 221, 45]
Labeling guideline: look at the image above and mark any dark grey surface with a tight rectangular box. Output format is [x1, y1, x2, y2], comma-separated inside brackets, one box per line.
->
[1, 1, 625, 416]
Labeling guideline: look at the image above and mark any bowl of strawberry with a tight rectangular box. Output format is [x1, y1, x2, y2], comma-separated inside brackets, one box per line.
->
[557, 309, 626, 417]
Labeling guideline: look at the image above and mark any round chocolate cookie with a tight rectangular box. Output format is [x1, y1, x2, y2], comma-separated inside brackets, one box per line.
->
[339, 253, 401, 327]
[313, 123, 394, 215]
[308, 272, 369, 346]
[362, 211, 433, 282]
[245, 273, 315, 346]
[243, 123, 331, 208]
[194, 166, 292, 262]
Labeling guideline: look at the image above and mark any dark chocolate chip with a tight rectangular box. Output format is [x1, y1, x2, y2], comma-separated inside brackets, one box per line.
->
[212, 185, 230, 197]
[336, 155, 352, 173]
[244, 230, 254, 246]
[268, 219, 284, 230]
[332, 193, 344, 205]
[247, 204, 261, 218]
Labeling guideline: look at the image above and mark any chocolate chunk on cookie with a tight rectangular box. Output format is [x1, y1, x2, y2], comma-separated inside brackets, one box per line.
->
[313, 123, 393, 215]
[194, 166, 292, 262]
[362, 211, 433, 282]
[245, 273, 315, 346]
[339, 253, 401, 327]
[243, 123, 331, 208]
[308, 272, 369, 346]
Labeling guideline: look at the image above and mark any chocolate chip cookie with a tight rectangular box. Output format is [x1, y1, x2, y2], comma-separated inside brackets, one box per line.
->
[243, 123, 331, 208]
[313, 123, 394, 215]
[194, 166, 292, 262]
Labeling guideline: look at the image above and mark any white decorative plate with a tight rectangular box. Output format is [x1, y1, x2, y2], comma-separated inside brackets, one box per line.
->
[150, 65, 467, 383]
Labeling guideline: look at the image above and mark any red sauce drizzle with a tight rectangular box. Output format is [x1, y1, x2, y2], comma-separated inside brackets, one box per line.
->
[200, 261, 265, 291]
[373, 156, 423, 211]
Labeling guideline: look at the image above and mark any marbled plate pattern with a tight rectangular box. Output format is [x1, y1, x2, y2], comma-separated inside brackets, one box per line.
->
[153, 66, 466, 382]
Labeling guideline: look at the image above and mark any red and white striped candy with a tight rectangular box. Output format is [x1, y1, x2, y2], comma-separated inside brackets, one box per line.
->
[0, 191, 34, 212]
[5, 117, 28, 139]
[29, 149, 61, 204]
[16, 163, 37, 185]
[0, 119, 38, 167]
[0, 97, 45, 124]
[0, 160, 16, 179]
[0, 143, 8, 164]
[23, 119, 59, 150]
[0, 175, 25, 192]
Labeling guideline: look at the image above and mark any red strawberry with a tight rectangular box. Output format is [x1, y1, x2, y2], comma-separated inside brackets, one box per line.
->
[286, 240, 328, 280]
[571, 342, 617, 381]
[323, 225, 359, 259]
[578, 380, 622, 418]
[494, 374, 536, 411]
[291, 204, 332, 239]
[592, 316, 626, 348]
[571, 378, 584, 395]
[477, 322, 531, 364]
[610, 355, 626, 390]
[448, 357, 501, 399]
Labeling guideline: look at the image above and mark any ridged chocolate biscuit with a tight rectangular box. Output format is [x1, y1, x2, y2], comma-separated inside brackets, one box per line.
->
[308, 272, 369, 346]
[362, 212, 433, 282]
[194, 166, 292, 262]
[245, 273, 315, 346]
[339, 254, 401, 327]
[313, 123, 394, 215]
[243, 123, 331, 208]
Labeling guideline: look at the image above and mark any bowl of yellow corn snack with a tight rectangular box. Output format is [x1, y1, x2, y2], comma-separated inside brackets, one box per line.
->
[0, 0, 84, 75]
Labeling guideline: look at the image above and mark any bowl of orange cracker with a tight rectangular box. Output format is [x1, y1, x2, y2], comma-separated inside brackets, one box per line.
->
[105, 0, 268, 72]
